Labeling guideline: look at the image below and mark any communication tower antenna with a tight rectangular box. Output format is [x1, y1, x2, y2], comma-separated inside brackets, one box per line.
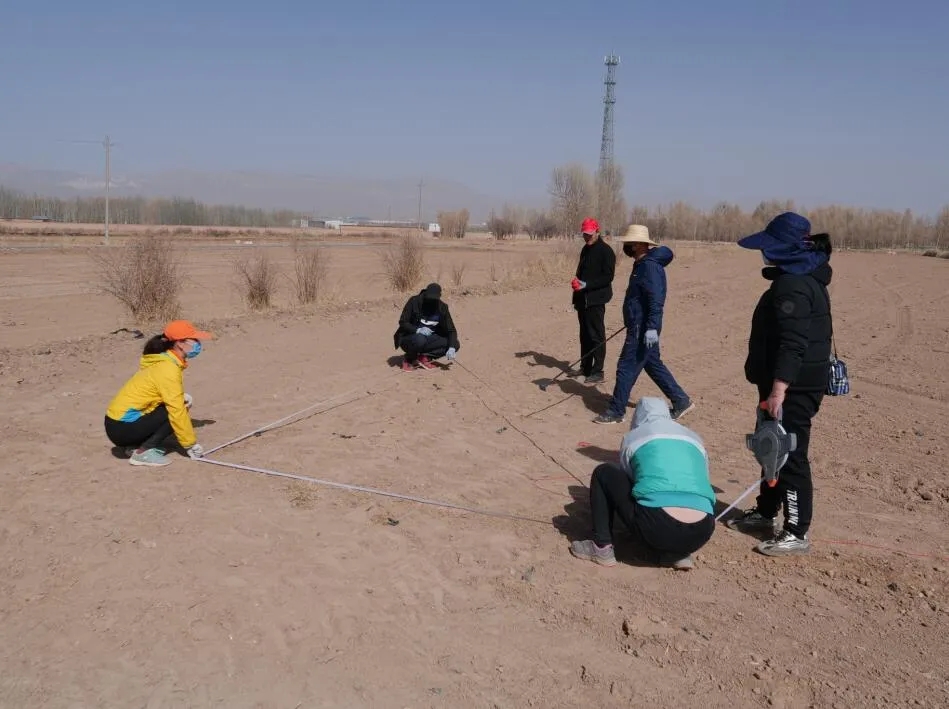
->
[599, 54, 620, 172]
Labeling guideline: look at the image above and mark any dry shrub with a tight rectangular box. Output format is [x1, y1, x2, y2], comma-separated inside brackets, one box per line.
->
[508, 241, 575, 289]
[939, 251, 949, 259]
[292, 241, 331, 305]
[235, 250, 279, 309]
[287, 481, 316, 509]
[450, 261, 467, 288]
[381, 232, 426, 292]
[92, 236, 181, 323]
[923, 249, 939, 257]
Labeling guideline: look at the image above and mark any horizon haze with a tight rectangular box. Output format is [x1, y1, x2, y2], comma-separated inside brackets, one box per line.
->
[2, 1, 948, 218]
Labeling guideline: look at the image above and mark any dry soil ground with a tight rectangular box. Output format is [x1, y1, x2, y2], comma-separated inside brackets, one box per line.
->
[1, 232, 948, 709]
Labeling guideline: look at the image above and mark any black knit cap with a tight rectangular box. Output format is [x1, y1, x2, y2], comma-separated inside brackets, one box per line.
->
[422, 283, 442, 300]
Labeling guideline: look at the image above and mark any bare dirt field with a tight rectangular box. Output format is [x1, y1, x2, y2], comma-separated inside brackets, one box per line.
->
[1, 231, 948, 708]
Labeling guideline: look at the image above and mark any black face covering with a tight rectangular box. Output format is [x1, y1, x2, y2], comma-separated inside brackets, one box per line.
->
[623, 244, 635, 257]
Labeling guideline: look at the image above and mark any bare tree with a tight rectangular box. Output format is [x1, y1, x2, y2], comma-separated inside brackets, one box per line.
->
[548, 163, 595, 237]
[524, 210, 558, 241]
[487, 204, 521, 240]
[437, 209, 470, 239]
[935, 205, 949, 249]
[595, 162, 628, 236]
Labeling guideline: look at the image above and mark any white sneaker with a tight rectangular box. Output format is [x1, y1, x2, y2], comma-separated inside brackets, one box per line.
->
[756, 530, 811, 556]
[129, 448, 172, 467]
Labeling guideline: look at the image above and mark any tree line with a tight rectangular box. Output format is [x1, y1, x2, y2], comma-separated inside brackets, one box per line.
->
[0, 186, 302, 229]
[483, 163, 949, 250]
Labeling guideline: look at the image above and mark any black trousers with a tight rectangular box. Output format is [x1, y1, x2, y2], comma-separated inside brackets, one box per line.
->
[755, 385, 824, 537]
[589, 463, 715, 556]
[399, 333, 449, 360]
[577, 304, 606, 377]
[104, 405, 173, 451]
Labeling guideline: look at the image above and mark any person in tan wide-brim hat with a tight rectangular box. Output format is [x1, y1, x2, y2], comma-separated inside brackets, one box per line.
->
[618, 223, 658, 247]
[594, 225, 695, 424]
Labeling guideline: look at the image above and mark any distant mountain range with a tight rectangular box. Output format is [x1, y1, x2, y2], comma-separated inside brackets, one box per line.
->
[0, 163, 517, 221]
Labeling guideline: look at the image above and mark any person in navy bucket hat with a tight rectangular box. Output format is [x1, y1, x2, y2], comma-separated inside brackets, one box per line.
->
[728, 212, 835, 557]
[737, 212, 828, 276]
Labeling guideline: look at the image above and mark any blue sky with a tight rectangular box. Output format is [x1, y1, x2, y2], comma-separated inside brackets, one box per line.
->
[2, 0, 948, 214]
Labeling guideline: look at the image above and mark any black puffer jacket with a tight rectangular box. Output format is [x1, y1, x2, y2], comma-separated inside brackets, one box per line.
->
[745, 262, 833, 393]
[572, 237, 616, 310]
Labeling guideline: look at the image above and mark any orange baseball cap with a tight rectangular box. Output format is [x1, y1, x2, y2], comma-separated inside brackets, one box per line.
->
[163, 320, 213, 341]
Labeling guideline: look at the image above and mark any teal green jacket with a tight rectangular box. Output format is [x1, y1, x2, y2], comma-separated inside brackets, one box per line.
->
[619, 397, 717, 515]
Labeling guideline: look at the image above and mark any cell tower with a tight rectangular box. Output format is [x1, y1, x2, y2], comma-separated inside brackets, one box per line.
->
[599, 53, 620, 172]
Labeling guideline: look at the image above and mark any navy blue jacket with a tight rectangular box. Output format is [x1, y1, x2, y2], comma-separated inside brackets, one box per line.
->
[622, 246, 674, 336]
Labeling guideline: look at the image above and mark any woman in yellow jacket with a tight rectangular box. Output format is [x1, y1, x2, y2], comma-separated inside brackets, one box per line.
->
[105, 320, 212, 467]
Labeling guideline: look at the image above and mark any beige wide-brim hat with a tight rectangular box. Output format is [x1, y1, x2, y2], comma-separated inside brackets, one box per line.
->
[619, 224, 657, 245]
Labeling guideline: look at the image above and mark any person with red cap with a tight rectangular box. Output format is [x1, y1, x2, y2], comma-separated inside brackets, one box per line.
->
[104, 320, 212, 467]
[571, 217, 616, 384]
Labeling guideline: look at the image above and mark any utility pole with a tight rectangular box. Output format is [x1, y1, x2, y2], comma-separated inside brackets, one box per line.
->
[103, 135, 113, 244]
[417, 179, 423, 231]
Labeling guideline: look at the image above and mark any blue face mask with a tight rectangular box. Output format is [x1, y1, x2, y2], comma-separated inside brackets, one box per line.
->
[185, 340, 202, 359]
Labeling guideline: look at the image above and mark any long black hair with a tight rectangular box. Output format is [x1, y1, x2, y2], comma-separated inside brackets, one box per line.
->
[810, 232, 833, 256]
[142, 334, 175, 355]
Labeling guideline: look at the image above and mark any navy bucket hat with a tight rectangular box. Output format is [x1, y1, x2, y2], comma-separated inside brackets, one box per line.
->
[738, 212, 811, 252]
[738, 212, 829, 275]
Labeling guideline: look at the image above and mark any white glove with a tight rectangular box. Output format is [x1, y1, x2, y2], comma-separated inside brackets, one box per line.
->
[644, 329, 659, 348]
[446, 347, 457, 361]
[187, 444, 205, 459]
[184, 393, 193, 409]
[416, 326, 434, 337]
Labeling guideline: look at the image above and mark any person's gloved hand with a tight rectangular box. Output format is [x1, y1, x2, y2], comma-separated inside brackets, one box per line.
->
[183, 393, 193, 410]
[644, 329, 659, 348]
[416, 326, 434, 337]
[571, 279, 587, 291]
[446, 347, 457, 361]
[187, 444, 205, 459]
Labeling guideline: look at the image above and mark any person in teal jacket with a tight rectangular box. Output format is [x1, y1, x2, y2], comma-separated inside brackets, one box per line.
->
[570, 397, 716, 570]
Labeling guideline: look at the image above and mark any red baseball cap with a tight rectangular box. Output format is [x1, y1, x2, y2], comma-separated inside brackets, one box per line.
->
[163, 320, 213, 341]
[581, 218, 599, 234]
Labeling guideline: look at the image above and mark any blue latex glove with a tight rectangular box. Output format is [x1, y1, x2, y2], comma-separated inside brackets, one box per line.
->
[644, 329, 659, 348]
[416, 326, 434, 337]
[446, 347, 457, 361]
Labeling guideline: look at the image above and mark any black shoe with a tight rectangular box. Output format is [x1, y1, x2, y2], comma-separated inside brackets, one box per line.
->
[584, 373, 604, 384]
[593, 412, 623, 425]
[670, 399, 695, 421]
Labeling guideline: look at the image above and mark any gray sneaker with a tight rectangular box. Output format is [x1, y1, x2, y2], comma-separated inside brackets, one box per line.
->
[725, 507, 776, 534]
[593, 412, 624, 425]
[756, 530, 811, 556]
[658, 553, 694, 571]
[569, 540, 617, 567]
[129, 448, 171, 467]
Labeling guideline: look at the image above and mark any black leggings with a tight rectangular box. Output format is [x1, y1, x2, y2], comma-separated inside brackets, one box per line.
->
[104, 405, 173, 451]
[754, 385, 824, 537]
[589, 463, 715, 556]
[399, 333, 449, 360]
